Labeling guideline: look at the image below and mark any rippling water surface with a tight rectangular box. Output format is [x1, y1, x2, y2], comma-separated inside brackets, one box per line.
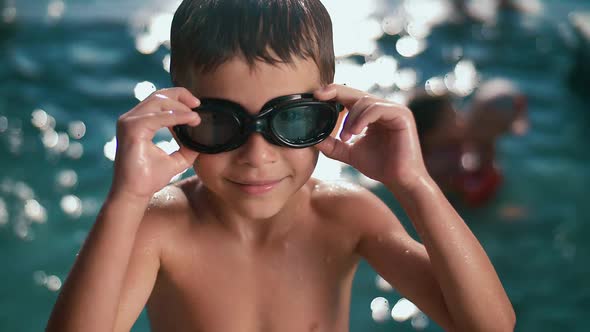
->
[1, 0, 589, 331]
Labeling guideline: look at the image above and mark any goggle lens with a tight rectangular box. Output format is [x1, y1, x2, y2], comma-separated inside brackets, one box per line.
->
[272, 105, 333, 143]
[185, 109, 239, 146]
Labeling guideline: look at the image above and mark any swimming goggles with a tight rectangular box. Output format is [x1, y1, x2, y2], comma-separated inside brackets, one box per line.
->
[173, 93, 344, 154]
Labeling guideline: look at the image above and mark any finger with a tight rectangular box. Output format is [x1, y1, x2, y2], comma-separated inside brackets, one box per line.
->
[126, 93, 198, 118]
[313, 83, 372, 109]
[340, 96, 378, 140]
[157, 87, 200, 108]
[150, 94, 197, 114]
[315, 136, 351, 164]
[348, 103, 387, 134]
[126, 110, 200, 137]
[168, 145, 199, 175]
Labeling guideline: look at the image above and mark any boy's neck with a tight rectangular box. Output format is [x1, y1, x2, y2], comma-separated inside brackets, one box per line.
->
[195, 180, 313, 247]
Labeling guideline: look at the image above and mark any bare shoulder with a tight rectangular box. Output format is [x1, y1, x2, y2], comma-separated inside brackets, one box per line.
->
[147, 176, 199, 213]
[309, 178, 401, 232]
[138, 176, 200, 236]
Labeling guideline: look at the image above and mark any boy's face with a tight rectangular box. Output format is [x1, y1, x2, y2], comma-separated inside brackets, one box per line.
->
[186, 56, 323, 220]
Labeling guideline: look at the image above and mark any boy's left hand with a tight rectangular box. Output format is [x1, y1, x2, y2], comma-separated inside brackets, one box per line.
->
[314, 84, 429, 190]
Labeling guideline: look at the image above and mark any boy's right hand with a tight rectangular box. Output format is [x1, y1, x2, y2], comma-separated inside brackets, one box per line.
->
[111, 87, 201, 200]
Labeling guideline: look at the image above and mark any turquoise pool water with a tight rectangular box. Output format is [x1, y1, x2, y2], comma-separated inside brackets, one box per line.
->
[1, 1, 589, 331]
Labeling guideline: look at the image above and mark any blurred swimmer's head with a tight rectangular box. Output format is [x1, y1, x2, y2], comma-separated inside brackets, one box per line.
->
[470, 78, 528, 137]
[407, 90, 465, 149]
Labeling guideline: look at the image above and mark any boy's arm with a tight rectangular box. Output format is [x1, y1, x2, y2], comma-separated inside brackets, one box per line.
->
[46, 87, 201, 332]
[313, 84, 515, 331]
[46, 192, 159, 332]
[354, 178, 514, 331]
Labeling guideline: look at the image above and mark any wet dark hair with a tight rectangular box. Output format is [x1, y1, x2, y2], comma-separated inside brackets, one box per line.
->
[170, 0, 335, 86]
[407, 91, 453, 141]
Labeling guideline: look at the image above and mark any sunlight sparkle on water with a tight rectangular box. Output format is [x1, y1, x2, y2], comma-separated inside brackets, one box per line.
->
[61, 195, 82, 218]
[396, 36, 427, 58]
[334, 61, 369, 91]
[24, 199, 47, 224]
[54, 132, 70, 153]
[68, 121, 86, 139]
[31, 109, 56, 132]
[445, 60, 479, 97]
[0, 116, 7, 133]
[64, 141, 83, 159]
[14, 182, 34, 201]
[312, 153, 345, 182]
[381, 15, 404, 36]
[362, 56, 398, 88]
[41, 130, 58, 149]
[391, 298, 420, 322]
[134, 81, 157, 101]
[162, 54, 171, 73]
[56, 170, 78, 190]
[322, 0, 381, 57]
[135, 13, 174, 54]
[2, 4, 16, 24]
[0, 198, 8, 226]
[33, 271, 48, 286]
[411, 312, 430, 330]
[47, 0, 65, 20]
[394, 68, 418, 91]
[156, 138, 179, 155]
[370, 297, 389, 311]
[425, 76, 448, 96]
[46, 275, 62, 291]
[104, 136, 117, 161]
[370, 297, 390, 322]
[403, 0, 450, 27]
[407, 22, 431, 39]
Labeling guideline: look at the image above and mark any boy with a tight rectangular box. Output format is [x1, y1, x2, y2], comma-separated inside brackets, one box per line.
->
[47, 0, 515, 331]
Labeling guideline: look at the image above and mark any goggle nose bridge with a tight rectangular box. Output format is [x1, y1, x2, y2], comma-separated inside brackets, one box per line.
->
[242, 116, 271, 134]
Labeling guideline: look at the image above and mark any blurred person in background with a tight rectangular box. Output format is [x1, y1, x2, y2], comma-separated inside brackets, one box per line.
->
[408, 78, 528, 207]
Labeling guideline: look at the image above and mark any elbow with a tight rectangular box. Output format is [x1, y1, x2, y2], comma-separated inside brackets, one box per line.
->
[505, 305, 517, 331]
[485, 305, 516, 332]
[450, 306, 516, 332]
[485, 306, 517, 332]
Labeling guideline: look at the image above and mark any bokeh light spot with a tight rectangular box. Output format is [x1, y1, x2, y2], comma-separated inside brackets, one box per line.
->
[104, 136, 117, 161]
[60, 195, 82, 219]
[134, 81, 157, 101]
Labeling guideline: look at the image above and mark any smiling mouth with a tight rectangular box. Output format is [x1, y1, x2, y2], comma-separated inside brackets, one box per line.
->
[228, 178, 284, 195]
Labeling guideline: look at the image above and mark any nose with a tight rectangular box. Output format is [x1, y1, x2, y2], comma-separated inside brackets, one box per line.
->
[235, 133, 278, 167]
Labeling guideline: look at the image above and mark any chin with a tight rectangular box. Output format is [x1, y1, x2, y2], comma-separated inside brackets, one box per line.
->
[225, 194, 289, 221]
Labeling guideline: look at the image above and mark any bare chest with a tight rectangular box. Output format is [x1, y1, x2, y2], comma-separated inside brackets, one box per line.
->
[146, 224, 359, 332]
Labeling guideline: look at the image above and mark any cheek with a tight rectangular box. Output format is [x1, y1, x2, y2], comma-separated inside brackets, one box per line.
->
[193, 155, 227, 181]
[286, 148, 319, 174]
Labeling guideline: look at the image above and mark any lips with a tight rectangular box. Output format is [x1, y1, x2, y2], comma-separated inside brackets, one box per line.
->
[228, 178, 284, 195]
